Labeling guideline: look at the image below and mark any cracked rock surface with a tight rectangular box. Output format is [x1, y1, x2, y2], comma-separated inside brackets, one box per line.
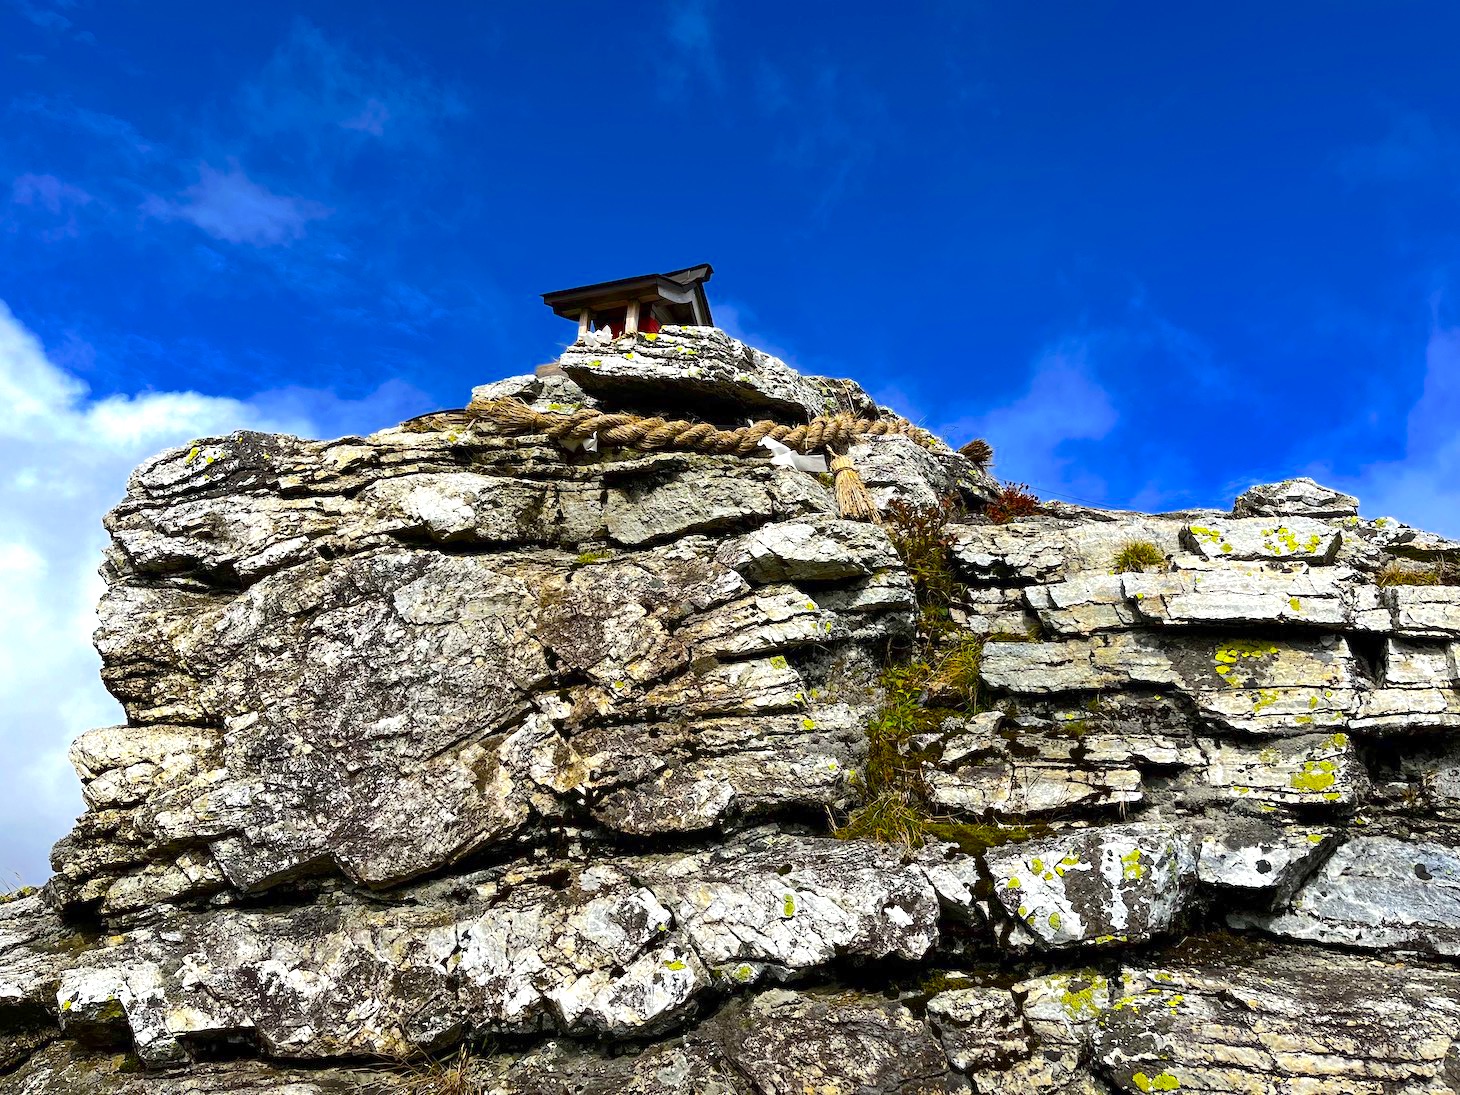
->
[5, 328, 1460, 1093]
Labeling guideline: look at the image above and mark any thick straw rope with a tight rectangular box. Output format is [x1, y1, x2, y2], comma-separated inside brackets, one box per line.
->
[464, 397, 937, 522]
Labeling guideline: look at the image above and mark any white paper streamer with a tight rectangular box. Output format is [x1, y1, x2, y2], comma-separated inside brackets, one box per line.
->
[759, 435, 828, 474]
[562, 432, 599, 453]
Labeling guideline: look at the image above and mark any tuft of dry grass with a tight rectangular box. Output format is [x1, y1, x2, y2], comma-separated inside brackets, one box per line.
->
[1377, 559, 1444, 587]
[958, 438, 994, 468]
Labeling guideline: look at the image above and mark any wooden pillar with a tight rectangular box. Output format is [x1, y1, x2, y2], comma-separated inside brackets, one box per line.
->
[577, 309, 592, 339]
[624, 299, 640, 336]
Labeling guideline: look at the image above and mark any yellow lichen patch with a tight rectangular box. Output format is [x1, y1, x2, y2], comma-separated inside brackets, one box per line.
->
[1214, 640, 1281, 687]
[781, 893, 796, 918]
[1048, 912, 1063, 930]
[1290, 759, 1338, 793]
[1056, 973, 1109, 1020]
[663, 959, 687, 971]
[1251, 689, 1281, 713]
[1133, 1071, 1182, 1092]
[1120, 848, 1144, 880]
[1288, 597, 1302, 612]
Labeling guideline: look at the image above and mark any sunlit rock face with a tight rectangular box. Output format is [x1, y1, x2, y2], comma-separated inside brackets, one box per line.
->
[5, 326, 1460, 1093]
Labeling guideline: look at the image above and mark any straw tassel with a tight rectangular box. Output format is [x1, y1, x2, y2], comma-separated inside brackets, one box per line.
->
[829, 453, 881, 524]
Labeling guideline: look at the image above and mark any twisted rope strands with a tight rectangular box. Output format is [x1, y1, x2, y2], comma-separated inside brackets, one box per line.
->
[467, 398, 929, 457]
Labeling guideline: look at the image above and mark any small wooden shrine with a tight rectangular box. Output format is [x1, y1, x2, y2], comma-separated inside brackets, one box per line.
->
[542, 264, 714, 338]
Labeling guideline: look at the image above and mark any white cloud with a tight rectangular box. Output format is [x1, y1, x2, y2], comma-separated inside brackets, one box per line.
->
[1342, 322, 1460, 537]
[144, 164, 331, 247]
[0, 302, 421, 885]
[934, 343, 1120, 507]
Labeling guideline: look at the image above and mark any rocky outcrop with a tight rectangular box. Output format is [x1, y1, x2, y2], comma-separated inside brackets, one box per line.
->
[5, 326, 1460, 1093]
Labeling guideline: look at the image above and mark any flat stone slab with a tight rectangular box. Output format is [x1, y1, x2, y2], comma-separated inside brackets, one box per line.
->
[1181, 516, 1342, 562]
[559, 326, 840, 419]
[1231, 835, 1460, 956]
[919, 824, 1196, 951]
[1232, 477, 1359, 518]
[1094, 946, 1460, 1094]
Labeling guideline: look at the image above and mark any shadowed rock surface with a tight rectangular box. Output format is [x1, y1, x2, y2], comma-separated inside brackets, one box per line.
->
[5, 326, 1460, 1093]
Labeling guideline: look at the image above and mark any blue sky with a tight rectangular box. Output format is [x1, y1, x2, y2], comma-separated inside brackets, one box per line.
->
[3, 1, 1459, 882]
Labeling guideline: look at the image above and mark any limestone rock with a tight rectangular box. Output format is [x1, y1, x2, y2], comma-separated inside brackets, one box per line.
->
[18, 332, 1460, 1092]
[703, 989, 961, 1095]
[926, 985, 1032, 1072]
[1193, 817, 1337, 903]
[643, 832, 939, 984]
[560, 327, 839, 419]
[920, 824, 1197, 951]
[1232, 835, 1460, 955]
[1232, 476, 1360, 518]
[1181, 516, 1342, 562]
[1093, 946, 1460, 1094]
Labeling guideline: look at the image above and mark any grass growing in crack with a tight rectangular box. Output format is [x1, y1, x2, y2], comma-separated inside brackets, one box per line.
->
[1112, 539, 1165, 574]
[401, 1046, 481, 1095]
[883, 495, 963, 645]
[834, 500, 1027, 851]
[1377, 558, 1457, 586]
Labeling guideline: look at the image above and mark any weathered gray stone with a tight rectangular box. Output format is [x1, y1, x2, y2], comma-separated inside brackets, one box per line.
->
[560, 327, 837, 419]
[920, 824, 1196, 951]
[717, 513, 900, 583]
[704, 988, 961, 1095]
[24, 334, 1460, 1093]
[926, 985, 1032, 1072]
[950, 514, 1195, 586]
[1195, 731, 1365, 808]
[643, 832, 939, 984]
[469, 369, 596, 413]
[1232, 477, 1359, 519]
[1093, 946, 1460, 1094]
[1232, 835, 1460, 955]
[1388, 584, 1460, 638]
[604, 458, 833, 547]
[1193, 817, 1337, 902]
[1181, 516, 1342, 562]
[981, 632, 1360, 735]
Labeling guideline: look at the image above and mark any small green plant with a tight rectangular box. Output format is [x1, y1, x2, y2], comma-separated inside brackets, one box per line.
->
[1112, 539, 1166, 573]
[958, 438, 994, 468]
[929, 634, 985, 709]
[985, 481, 1039, 525]
[884, 495, 965, 651]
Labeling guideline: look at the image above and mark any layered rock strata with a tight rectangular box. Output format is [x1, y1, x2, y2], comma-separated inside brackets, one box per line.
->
[4, 326, 1460, 1093]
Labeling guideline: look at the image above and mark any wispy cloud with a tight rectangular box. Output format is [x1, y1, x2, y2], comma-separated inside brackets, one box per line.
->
[143, 163, 331, 246]
[935, 342, 1119, 506]
[1339, 318, 1460, 537]
[238, 19, 464, 150]
[1338, 112, 1460, 187]
[9, 171, 93, 239]
[661, 0, 721, 96]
